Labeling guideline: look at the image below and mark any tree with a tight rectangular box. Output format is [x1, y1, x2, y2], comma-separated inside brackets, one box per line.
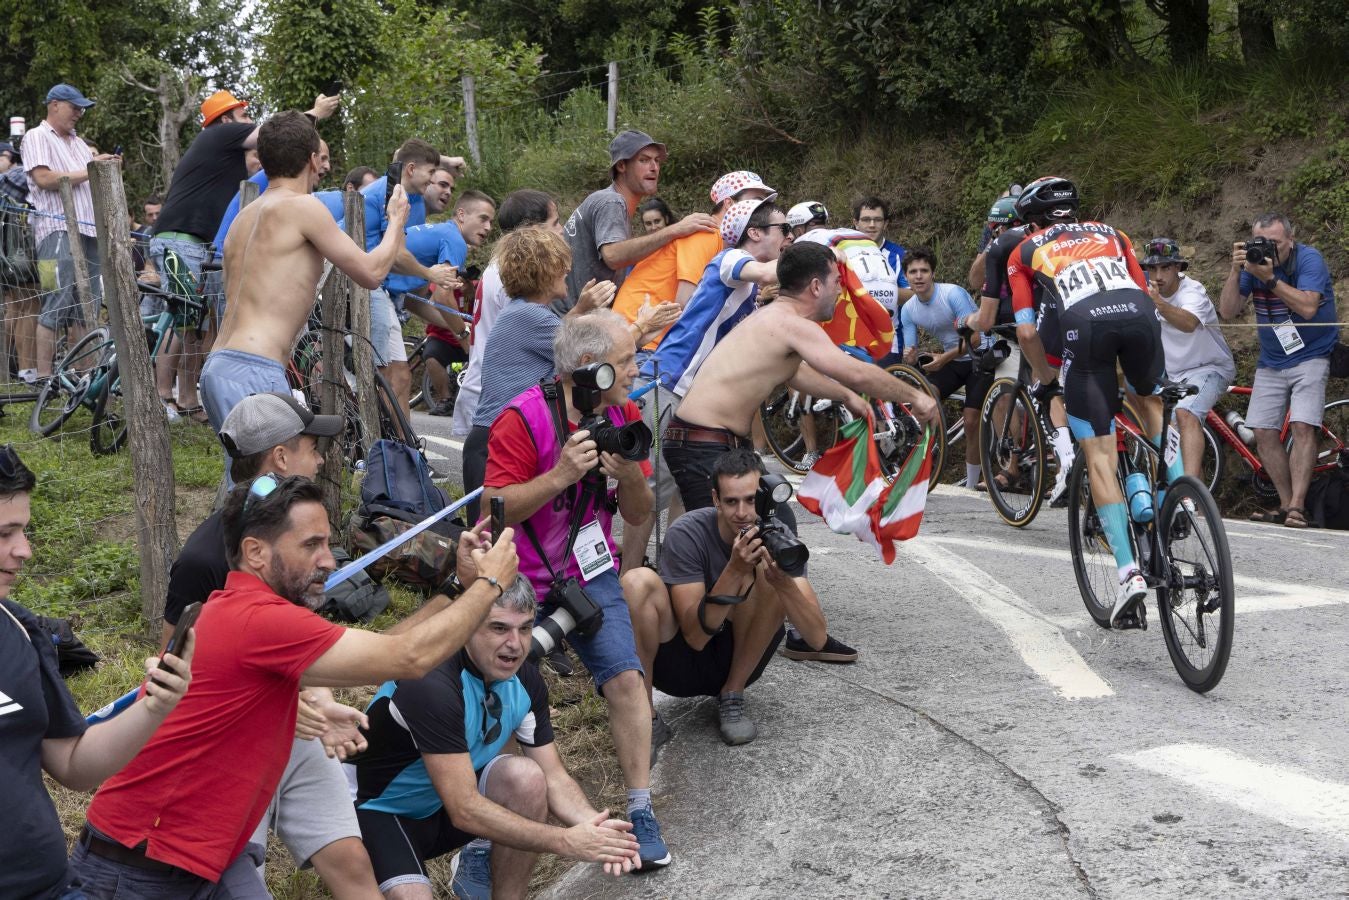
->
[1146, 0, 1210, 65]
[1237, 1, 1277, 63]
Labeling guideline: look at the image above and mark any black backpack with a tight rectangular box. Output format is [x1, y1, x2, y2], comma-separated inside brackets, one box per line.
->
[360, 439, 450, 531]
[316, 546, 391, 623]
[1306, 461, 1349, 531]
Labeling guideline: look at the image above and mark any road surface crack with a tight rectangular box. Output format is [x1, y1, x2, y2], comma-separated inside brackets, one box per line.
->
[815, 667, 1098, 898]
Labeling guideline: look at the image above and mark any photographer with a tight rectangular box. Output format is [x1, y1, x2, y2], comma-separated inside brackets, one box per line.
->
[1219, 213, 1338, 528]
[482, 311, 673, 873]
[622, 449, 827, 746]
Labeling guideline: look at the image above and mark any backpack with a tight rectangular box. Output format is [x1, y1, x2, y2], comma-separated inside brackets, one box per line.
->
[1305, 462, 1349, 531]
[316, 546, 391, 623]
[360, 439, 450, 528]
[0, 198, 37, 286]
[345, 513, 460, 590]
[35, 615, 100, 677]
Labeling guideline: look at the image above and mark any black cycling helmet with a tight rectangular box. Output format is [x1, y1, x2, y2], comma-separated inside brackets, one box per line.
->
[1140, 237, 1188, 270]
[1015, 176, 1079, 225]
[987, 196, 1021, 226]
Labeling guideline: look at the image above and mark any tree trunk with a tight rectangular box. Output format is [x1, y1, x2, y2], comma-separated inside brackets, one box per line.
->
[1238, 1, 1277, 64]
[1164, 0, 1209, 66]
[157, 69, 198, 191]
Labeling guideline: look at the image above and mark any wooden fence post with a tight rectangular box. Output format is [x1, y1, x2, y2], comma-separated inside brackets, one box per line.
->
[607, 62, 619, 134]
[58, 177, 97, 329]
[238, 179, 260, 210]
[0, 281, 9, 388]
[87, 160, 178, 624]
[318, 259, 346, 525]
[462, 75, 482, 167]
[343, 192, 379, 455]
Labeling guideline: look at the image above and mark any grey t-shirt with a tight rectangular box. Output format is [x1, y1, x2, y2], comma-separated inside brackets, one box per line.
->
[659, 507, 807, 591]
[562, 185, 631, 307]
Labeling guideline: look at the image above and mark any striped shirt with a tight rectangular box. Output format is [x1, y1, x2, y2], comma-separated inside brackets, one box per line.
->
[21, 121, 96, 242]
[472, 299, 562, 428]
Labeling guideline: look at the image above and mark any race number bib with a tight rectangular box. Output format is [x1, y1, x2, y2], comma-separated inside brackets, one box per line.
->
[1054, 257, 1136, 310]
[572, 519, 614, 582]
[1164, 425, 1181, 469]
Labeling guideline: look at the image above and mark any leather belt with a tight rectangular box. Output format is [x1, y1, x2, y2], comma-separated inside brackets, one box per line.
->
[663, 425, 751, 449]
[79, 826, 179, 873]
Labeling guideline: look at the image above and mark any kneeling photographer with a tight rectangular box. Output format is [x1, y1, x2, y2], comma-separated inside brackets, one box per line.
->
[622, 449, 829, 746]
[482, 310, 674, 872]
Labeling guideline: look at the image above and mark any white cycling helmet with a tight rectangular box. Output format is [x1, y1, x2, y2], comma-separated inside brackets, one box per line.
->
[786, 200, 828, 229]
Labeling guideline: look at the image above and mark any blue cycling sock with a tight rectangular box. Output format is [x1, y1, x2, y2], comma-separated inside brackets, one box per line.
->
[1097, 501, 1137, 575]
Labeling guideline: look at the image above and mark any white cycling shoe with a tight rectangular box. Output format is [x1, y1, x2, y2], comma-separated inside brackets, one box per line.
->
[1111, 570, 1149, 626]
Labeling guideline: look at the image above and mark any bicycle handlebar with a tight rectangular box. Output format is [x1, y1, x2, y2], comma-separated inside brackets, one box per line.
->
[135, 280, 207, 315]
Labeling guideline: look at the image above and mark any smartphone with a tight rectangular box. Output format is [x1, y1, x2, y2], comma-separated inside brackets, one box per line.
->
[159, 602, 201, 670]
[323, 79, 344, 97]
[490, 497, 506, 543]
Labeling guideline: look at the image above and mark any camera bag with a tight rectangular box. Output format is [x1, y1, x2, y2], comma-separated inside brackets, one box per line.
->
[317, 545, 391, 622]
[1329, 341, 1349, 380]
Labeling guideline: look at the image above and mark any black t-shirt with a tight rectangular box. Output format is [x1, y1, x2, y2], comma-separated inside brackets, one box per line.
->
[981, 225, 1030, 325]
[165, 509, 228, 625]
[153, 122, 255, 242]
[659, 507, 807, 591]
[0, 599, 87, 899]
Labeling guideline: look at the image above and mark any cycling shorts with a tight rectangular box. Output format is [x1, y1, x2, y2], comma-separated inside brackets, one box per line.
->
[1060, 288, 1163, 439]
[1036, 300, 1063, 368]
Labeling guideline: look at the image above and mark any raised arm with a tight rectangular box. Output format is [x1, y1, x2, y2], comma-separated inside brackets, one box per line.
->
[787, 318, 938, 423]
[305, 189, 408, 289]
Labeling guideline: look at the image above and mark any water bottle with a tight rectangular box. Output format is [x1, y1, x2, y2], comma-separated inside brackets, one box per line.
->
[1125, 471, 1155, 523]
[1224, 410, 1256, 446]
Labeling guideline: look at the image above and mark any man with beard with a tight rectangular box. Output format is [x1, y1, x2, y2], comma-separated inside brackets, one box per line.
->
[72, 476, 520, 898]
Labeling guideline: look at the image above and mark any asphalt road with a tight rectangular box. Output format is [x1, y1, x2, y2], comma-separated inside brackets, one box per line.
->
[412, 410, 1349, 900]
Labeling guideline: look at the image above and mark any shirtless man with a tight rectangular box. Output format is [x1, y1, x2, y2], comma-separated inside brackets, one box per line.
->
[663, 240, 939, 511]
[201, 111, 409, 431]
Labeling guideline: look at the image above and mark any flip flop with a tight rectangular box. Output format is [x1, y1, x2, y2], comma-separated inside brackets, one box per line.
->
[1248, 507, 1287, 524]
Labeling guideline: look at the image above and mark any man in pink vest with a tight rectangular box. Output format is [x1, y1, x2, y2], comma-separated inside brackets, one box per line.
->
[482, 311, 675, 874]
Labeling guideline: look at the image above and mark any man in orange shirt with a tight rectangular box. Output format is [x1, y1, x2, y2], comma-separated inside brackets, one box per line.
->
[616, 172, 777, 574]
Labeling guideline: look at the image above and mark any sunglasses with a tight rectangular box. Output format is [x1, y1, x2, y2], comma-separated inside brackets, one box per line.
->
[1144, 238, 1180, 258]
[767, 222, 792, 238]
[481, 687, 502, 744]
[243, 473, 280, 514]
[0, 445, 22, 480]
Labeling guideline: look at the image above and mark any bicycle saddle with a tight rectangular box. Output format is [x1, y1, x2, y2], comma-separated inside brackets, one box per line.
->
[1158, 380, 1200, 401]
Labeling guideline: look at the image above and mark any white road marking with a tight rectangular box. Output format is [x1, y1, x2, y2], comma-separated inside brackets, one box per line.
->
[421, 433, 464, 452]
[1117, 744, 1349, 841]
[901, 538, 1114, 699]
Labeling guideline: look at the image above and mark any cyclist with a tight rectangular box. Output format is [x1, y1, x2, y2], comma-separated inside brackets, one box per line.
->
[1005, 176, 1181, 625]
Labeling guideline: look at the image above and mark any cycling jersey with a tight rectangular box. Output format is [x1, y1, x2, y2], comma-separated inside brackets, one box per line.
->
[980, 225, 1030, 326]
[797, 228, 902, 316]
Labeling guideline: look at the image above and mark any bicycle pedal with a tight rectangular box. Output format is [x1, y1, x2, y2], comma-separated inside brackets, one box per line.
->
[1114, 603, 1148, 631]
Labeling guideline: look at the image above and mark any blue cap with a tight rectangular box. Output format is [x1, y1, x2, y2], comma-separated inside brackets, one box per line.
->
[45, 84, 95, 109]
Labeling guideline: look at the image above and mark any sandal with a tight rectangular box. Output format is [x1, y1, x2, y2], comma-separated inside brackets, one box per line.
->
[1284, 507, 1313, 529]
[993, 469, 1025, 492]
[178, 405, 211, 426]
[1249, 508, 1287, 524]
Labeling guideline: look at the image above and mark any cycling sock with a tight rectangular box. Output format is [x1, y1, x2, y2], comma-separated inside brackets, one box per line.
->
[1097, 501, 1136, 577]
[966, 463, 983, 487]
[1053, 427, 1075, 466]
[627, 788, 652, 816]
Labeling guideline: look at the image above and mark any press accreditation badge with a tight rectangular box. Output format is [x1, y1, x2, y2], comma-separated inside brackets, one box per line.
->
[1273, 322, 1305, 355]
[572, 519, 614, 582]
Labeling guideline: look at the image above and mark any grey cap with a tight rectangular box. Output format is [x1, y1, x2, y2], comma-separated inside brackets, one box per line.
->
[218, 392, 342, 458]
[45, 83, 95, 108]
[608, 130, 667, 168]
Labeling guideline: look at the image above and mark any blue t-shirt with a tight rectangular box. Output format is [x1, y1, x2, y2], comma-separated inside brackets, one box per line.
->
[881, 238, 909, 289]
[210, 170, 269, 260]
[313, 189, 346, 221]
[899, 283, 987, 359]
[350, 177, 427, 252]
[386, 221, 467, 296]
[1237, 243, 1338, 369]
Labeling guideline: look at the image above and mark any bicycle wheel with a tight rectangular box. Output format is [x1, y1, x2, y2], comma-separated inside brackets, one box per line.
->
[885, 364, 946, 489]
[1066, 454, 1124, 629]
[1309, 398, 1349, 468]
[979, 378, 1046, 527]
[760, 386, 807, 470]
[405, 341, 427, 410]
[1199, 421, 1224, 495]
[1156, 476, 1234, 693]
[89, 361, 129, 455]
[420, 359, 461, 417]
[30, 326, 111, 436]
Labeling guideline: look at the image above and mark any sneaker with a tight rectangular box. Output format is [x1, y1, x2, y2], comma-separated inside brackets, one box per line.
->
[429, 399, 455, 416]
[449, 843, 492, 900]
[1111, 570, 1149, 627]
[543, 646, 573, 678]
[162, 402, 181, 424]
[811, 397, 833, 414]
[718, 692, 757, 745]
[780, 632, 859, 663]
[799, 451, 821, 469]
[651, 711, 675, 766]
[628, 806, 671, 870]
[17, 369, 37, 385]
[1048, 470, 1070, 508]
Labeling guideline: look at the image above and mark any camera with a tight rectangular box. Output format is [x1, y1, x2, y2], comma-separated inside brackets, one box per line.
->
[571, 362, 652, 462]
[1244, 236, 1278, 266]
[530, 577, 604, 661]
[754, 474, 809, 570]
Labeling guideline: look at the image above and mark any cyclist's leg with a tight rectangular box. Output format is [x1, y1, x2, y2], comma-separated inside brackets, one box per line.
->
[1037, 300, 1076, 491]
[1117, 310, 1178, 492]
[963, 363, 994, 486]
[799, 409, 819, 455]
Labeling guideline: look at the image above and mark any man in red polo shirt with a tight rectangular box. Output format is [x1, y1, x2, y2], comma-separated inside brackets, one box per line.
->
[71, 477, 518, 897]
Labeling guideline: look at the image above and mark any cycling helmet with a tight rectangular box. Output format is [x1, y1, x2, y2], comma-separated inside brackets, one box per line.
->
[786, 201, 829, 229]
[1014, 176, 1079, 225]
[987, 196, 1021, 226]
[710, 171, 777, 205]
[1140, 236, 1188, 270]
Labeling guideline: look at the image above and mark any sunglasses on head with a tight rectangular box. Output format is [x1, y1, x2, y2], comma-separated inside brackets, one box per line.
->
[243, 473, 280, 514]
[481, 687, 502, 744]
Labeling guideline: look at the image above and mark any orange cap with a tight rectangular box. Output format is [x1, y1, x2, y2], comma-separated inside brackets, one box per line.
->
[201, 90, 246, 126]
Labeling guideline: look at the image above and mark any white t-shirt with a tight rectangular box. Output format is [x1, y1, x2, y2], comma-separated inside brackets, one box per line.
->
[1159, 275, 1235, 378]
[449, 260, 510, 436]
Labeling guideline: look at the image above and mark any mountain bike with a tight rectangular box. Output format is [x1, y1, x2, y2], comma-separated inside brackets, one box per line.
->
[1067, 381, 1235, 693]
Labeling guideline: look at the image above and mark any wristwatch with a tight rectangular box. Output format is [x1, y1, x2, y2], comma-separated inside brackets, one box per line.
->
[437, 572, 465, 600]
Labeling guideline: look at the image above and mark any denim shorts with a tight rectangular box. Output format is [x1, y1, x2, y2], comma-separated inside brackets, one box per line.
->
[146, 235, 212, 322]
[542, 567, 643, 690]
[369, 288, 406, 366]
[199, 348, 291, 432]
[1247, 357, 1330, 429]
[1174, 365, 1233, 419]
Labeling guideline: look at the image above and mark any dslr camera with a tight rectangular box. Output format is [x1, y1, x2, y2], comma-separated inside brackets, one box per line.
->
[753, 473, 809, 570]
[1243, 236, 1279, 267]
[530, 577, 604, 661]
[571, 362, 652, 462]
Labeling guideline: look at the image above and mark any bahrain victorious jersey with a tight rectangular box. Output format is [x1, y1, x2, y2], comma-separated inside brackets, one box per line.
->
[1007, 221, 1148, 323]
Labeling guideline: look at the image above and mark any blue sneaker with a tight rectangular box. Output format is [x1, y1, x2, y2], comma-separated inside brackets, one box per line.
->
[450, 843, 492, 899]
[629, 806, 672, 870]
